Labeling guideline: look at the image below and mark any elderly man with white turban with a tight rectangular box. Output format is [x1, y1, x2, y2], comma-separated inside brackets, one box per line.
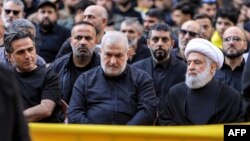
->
[159, 38, 244, 125]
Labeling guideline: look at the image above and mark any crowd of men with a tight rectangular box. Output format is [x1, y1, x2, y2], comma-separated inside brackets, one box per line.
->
[1, 0, 250, 140]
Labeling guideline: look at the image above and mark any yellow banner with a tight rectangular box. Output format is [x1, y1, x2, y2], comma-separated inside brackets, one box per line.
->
[29, 123, 224, 141]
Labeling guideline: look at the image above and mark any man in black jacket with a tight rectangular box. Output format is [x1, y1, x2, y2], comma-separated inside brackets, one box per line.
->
[133, 23, 186, 123]
[50, 21, 100, 104]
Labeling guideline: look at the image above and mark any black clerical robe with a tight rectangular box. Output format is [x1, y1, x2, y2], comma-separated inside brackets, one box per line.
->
[159, 79, 244, 125]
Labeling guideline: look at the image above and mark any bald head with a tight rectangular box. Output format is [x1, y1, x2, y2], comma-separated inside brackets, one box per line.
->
[223, 26, 246, 41]
[85, 5, 108, 20]
[181, 20, 201, 33]
[222, 26, 247, 58]
[178, 20, 201, 54]
[83, 5, 108, 36]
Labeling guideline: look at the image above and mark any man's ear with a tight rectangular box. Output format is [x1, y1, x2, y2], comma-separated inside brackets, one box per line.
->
[210, 62, 217, 74]
[7, 53, 13, 63]
[102, 18, 108, 26]
[147, 39, 150, 49]
[171, 39, 175, 50]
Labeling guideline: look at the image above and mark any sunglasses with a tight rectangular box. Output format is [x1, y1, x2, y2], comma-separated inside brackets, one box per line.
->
[223, 36, 245, 43]
[179, 29, 199, 37]
[4, 9, 20, 16]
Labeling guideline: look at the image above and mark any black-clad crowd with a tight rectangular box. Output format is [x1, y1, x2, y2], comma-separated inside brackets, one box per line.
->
[2, 0, 250, 140]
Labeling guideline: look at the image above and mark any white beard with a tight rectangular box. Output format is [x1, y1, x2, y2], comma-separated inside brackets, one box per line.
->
[185, 66, 212, 89]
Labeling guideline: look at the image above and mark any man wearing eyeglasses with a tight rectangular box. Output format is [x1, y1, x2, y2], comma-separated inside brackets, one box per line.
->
[171, 20, 201, 61]
[1, 0, 24, 28]
[214, 26, 247, 92]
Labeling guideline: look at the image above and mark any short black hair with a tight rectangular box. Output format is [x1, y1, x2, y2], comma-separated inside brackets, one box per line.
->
[215, 7, 240, 25]
[173, 1, 195, 18]
[193, 13, 213, 26]
[148, 23, 173, 39]
[145, 8, 165, 22]
[71, 21, 97, 36]
[4, 31, 35, 53]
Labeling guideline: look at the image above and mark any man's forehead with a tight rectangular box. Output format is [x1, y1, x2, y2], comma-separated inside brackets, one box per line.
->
[4, 4, 22, 12]
[103, 44, 125, 52]
[187, 52, 206, 60]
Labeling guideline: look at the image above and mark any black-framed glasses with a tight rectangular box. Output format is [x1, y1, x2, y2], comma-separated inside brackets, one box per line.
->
[223, 36, 245, 43]
[179, 29, 199, 37]
[4, 9, 20, 16]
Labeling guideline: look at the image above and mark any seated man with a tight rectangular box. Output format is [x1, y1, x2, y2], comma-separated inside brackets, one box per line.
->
[68, 31, 157, 125]
[159, 38, 243, 125]
[50, 21, 100, 104]
[0, 19, 46, 68]
[4, 31, 61, 122]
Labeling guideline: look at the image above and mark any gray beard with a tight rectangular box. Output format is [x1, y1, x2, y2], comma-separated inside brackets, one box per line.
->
[185, 66, 212, 89]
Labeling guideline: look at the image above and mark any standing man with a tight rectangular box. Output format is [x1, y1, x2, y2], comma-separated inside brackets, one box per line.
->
[133, 23, 186, 118]
[159, 38, 243, 125]
[5, 31, 61, 122]
[1, 0, 24, 28]
[214, 26, 247, 92]
[50, 22, 100, 104]
[36, 0, 70, 64]
[68, 31, 157, 125]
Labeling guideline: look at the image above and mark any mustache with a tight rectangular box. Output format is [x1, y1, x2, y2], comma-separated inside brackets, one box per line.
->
[41, 17, 52, 23]
[78, 45, 87, 50]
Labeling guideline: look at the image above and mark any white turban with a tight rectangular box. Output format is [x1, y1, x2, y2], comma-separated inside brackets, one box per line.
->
[185, 38, 224, 69]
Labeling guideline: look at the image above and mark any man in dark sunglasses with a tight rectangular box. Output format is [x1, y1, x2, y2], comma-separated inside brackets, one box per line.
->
[171, 20, 201, 61]
[1, 0, 24, 28]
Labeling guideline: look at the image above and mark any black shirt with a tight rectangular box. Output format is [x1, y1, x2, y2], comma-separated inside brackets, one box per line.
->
[14, 67, 61, 122]
[214, 61, 245, 92]
[36, 24, 70, 63]
[159, 79, 243, 125]
[68, 65, 157, 125]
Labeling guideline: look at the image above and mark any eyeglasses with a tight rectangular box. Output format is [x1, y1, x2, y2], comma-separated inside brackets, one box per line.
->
[4, 9, 20, 16]
[179, 29, 199, 37]
[223, 36, 245, 43]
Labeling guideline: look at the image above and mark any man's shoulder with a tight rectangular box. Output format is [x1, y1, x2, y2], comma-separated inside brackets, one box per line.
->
[132, 57, 151, 68]
[50, 54, 71, 71]
[79, 65, 102, 77]
[218, 80, 241, 95]
[169, 82, 186, 93]
[128, 65, 153, 81]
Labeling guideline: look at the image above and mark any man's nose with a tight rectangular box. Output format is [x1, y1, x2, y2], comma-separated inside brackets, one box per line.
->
[110, 56, 117, 64]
